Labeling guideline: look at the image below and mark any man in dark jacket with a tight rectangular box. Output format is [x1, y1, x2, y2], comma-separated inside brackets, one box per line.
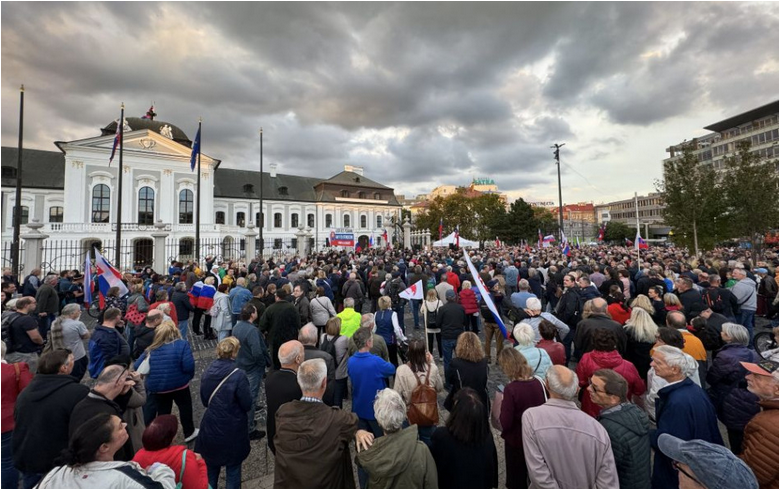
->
[674, 277, 702, 319]
[248, 286, 267, 329]
[436, 290, 466, 379]
[34, 274, 59, 339]
[259, 290, 301, 369]
[341, 273, 365, 310]
[69, 364, 136, 461]
[589, 369, 650, 489]
[292, 284, 311, 327]
[574, 298, 627, 359]
[554, 274, 582, 362]
[233, 303, 271, 439]
[171, 282, 194, 339]
[13, 349, 89, 487]
[703, 275, 738, 321]
[265, 341, 304, 455]
[299, 323, 336, 405]
[649, 345, 723, 489]
[88, 308, 130, 378]
[274, 358, 373, 489]
[132, 309, 163, 359]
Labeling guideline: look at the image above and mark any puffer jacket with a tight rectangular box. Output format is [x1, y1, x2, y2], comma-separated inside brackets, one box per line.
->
[576, 350, 646, 417]
[458, 289, 479, 315]
[514, 345, 552, 379]
[36, 460, 175, 489]
[356, 424, 438, 489]
[706, 343, 760, 429]
[133, 340, 194, 393]
[740, 399, 778, 489]
[194, 358, 251, 467]
[597, 403, 651, 489]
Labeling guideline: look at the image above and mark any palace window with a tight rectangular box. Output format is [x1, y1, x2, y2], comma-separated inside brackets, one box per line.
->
[274, 213, 282, 228]
[236, 212, 246, 227]
[215, 211, 225, 224]
[49, 206, 64, 223]
[92, 184, 110, 223]
[360, 215, 367, 228]
[179, 189, 194, 224]
[307, 213, 315, 228]
[343, 214, 351, 227]
[325, 213, 333, 228]
[291, 213, 299, 228]
[137, 187, 155, 225]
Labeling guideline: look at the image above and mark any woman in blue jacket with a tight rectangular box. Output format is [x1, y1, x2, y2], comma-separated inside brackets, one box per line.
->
[195, 337, 252, 489]
[134, 321, 197, 441]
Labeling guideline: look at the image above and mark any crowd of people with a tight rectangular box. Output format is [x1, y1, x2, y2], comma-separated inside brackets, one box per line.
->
[0, 241, 779, 489]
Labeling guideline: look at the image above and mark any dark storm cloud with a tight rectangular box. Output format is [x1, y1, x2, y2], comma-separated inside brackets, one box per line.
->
[1, 2, 778, 202]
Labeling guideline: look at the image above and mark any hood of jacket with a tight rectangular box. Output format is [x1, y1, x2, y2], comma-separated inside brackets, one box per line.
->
[356, 425, 420, 477]
[22, 374, 82, 403]
[587, 349, 624, 368]
[599, 403, 649, 437]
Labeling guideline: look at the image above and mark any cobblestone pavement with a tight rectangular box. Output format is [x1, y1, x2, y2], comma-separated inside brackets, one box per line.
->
[82, 305, 772, 488]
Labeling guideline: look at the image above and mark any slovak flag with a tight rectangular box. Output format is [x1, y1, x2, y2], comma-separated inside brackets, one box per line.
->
[598, 223, 606, 242]
[369, 235, 374, 247]
[538, 229, 543, 248]
[455, 225, 460, 248]
[93, 247, 129, 308]
[635, 232, 649, 250]
[438, 218, 443, 241]
[109, 115, 122, 165]
[399, 280, 424, 300]
[355, 241, 362, 253]
[562, 241, 571, 257]
[382, 230, 389, 249]
[83, 250, 93, 308]
[575, 236, 581, 249]
[625, 237, 633, 246]
[463, 250, 508, 339]
[190, 124, 201, 171]
[495, 236, 501, 248]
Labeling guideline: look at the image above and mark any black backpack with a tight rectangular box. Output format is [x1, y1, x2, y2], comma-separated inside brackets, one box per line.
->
[319, 334, 339, 361]
[702, 288, 725, 313]
[1, 312, 21, 352]
[388, 279, 404, 307]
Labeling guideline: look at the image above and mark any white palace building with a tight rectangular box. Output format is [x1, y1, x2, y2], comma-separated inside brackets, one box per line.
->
[1, 116, 402, 273]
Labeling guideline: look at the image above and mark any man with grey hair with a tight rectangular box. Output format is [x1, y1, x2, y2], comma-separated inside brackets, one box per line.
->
[649, 345, 722, 488]
[342, 272, 365, 310]
[510, 279, 535, 309]
[356, 388, 438, 488]
[228, 276, 253, 324]
[730, 267, 758, 344]
[274, 358, 373, 489]
[265, 340, 304, 455]
[522, 365, 619, 488]
[346, 314, 390, 361]
[337, 296, 362, 338]
[574, 297, 626, 359]
[739, 360, 778, 488]
[299, 322, 336, 405]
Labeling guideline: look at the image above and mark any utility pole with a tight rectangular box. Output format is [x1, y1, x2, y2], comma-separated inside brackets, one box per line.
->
[259, 127, 263, 257]
[11, 85, 24, 277]
[552, 143, 565, 236]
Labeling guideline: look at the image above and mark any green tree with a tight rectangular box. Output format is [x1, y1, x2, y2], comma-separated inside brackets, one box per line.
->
[603, 221, 635, 242]
[471, 194, 508, 242]
[655, 146, 725, 253]
[531, 206, 559, 239]
[720, 140, 779, 259]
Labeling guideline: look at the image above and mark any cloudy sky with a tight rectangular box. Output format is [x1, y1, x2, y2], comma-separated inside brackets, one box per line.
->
[2, 2, 778, 205]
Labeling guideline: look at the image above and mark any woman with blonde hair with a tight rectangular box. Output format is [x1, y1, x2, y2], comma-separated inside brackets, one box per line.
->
[420, 289, 443, 358]
[194, 337, 251, 488]
[497, 347, 547, 488]
[663, 292, 683, 312]
[629, 294, 654, 316]
[134, 321, 197, 442]
[444, 332, 489, 411]
[320, 317, 348, 408]
[623, 307, 659, 380]
[374, 296, 407, 366]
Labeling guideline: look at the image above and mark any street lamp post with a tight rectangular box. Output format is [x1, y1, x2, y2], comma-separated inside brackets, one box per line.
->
[552, 143, 566, 235]
[259, 127, 263, 257]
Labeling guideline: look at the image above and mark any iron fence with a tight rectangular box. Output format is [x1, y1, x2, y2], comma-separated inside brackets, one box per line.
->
[1, 241, 25, 273]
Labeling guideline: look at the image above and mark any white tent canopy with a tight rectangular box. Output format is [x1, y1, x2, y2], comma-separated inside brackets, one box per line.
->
[432, 232, 479, 248]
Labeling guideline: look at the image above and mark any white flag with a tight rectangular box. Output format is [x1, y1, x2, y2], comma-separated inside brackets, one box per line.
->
[399, 280, 424, 300]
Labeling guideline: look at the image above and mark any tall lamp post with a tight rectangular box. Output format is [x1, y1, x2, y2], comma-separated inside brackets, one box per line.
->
[11, 85, 24, 277]
[258, 127, 263, 257]
[552, 143, 566, 235]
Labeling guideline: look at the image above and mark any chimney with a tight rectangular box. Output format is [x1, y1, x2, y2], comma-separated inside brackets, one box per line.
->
[269, 163, 277, 178]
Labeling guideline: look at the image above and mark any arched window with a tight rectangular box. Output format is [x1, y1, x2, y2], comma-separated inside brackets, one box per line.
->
[307, 213, 315, 228]
[325, 213, 333, 228]
[91, 184, 110, 223]
[49, 206, 63, 223]
[374, 192, 381, 200]
[236, 212, 246, 227]
[137, 186, 155, 225]
[358, 191, 366, 199]
[343, 214, 350, 227]
[376, 215, 382, 228]
[360, 215, 367, 228]
[291, 213, 299, 228]
[179, 189, 194, 224]
[215, 211, 226, 224]
[341, 190, 349, 198]
[274, 213, 282, 228]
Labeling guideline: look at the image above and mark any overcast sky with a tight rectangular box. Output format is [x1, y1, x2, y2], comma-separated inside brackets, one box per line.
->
[1, 2, 778, 205]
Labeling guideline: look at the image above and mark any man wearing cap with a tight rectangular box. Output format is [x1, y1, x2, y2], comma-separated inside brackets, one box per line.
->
[756, 268, 778, 320]
[437, 289, 466, 379]
[657, 434, 758, 489]
[649, 345, 723, 489]
[740, 360, 778, 488]
[730, 268, 758, 345]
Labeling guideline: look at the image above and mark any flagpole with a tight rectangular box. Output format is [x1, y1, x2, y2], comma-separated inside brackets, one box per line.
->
[634, 191, 641, 265]
[11, 85, 24, 278]
[258, 127, 263, 257]
[114, 103, 125, 269]
[195, 119, 202, 263]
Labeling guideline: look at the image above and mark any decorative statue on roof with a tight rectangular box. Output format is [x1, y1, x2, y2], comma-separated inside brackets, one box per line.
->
[141, 104, 156, 120]
[160, 124, 173, 139]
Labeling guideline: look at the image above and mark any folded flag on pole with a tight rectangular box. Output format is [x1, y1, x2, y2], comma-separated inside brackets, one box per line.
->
[141, 104, 156, 120]
[83, 250, 93, 308]
[495, 236, 501, 248]
[562, 241, 571, 257]
[463, 250, 508, 339]
[598, 223, 606, 242]
[190, 124, 201, 171]
[399, 280, 424, 300]
[455, 225, 460, 248]
[93, 247, 129, 309]
[109, 115, 122, 165]
[369, 235, 374, 247]
[438, 218, 443, 242]
[625, 237, 633, 246]
[635, 232, 649, 250]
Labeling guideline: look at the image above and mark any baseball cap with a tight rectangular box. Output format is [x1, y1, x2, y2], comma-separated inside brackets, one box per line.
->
[445, 290, 456, 300]
[740, 359, 779, 377]
[754, 267, 769, 274]
[657, 434, 758, 489]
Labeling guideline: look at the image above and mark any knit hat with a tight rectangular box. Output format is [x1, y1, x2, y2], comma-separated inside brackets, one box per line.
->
[445, 289, 456, 300]
[657, 434, 758, 489]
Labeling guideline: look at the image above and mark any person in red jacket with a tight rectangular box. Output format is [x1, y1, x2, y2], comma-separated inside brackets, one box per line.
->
[459, 281, 480, 334]
[576, 329, 645, 417]
[446, 266, 461, 292]
[606, 286, 631, 325]
[2, 340, 33, 489]
[133, 415, 208, 489]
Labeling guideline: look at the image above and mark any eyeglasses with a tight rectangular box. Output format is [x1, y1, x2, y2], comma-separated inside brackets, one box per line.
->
[114, 363, 129, 385]
[588, 382, 606, 394]
[672, 461, 703, 486]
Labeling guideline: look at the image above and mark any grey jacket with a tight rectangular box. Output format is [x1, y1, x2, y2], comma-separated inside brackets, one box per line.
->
[731, 277, 757, 311]
[522, 398, 619, 489]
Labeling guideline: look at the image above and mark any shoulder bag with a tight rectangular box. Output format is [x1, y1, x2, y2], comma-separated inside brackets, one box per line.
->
[208, 368, 239, 406]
